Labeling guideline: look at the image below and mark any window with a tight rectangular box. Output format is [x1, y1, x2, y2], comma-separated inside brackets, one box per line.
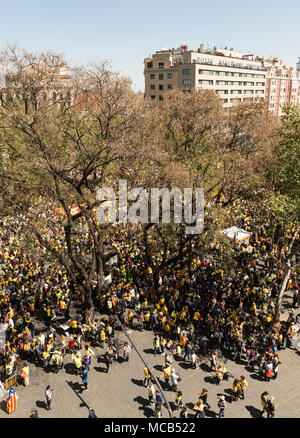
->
[150, 84, 155, 90]
[158, 95, 163, 101]
[147, 62, 153, 68]
[198, 79, 213, 85]
[167, 73, 173, 79]
[150, 95, 155, 100]
[183, 79, 191, 85]
[159, 74, 164, 80]
[158, 62, 165, 68]
[168, 84, 173, 89]
[150, 73, 155, 79]
[159, 84, 164, 90]
[183, 69, 191, 75]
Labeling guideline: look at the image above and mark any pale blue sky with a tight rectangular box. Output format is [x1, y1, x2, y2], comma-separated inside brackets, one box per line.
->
[0, 0, 299, 92]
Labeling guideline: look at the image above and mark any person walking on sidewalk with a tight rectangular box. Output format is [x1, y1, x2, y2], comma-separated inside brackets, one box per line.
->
[199, 388, 210, 409]
[45, 385, 53, 411]
[143, 366, 151, 387]
[148, 382, 155, 405]
[217, 395, 227, 418]
[80, 366, 89, 391]
[266, 396, 276, 418]
[123, 342, 132, 362]
[260, 391, 269, 416]
[240, 376, 248, 400]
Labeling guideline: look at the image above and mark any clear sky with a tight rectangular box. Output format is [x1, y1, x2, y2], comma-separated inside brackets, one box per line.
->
[0, 0, 299, 92]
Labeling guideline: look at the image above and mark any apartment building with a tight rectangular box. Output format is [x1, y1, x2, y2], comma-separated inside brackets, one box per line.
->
[144, 44, 267, 107]
[1, 66, 73, 105]
[265, 58, 300, 116]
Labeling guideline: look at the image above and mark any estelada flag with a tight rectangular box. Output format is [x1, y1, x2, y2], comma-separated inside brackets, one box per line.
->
[180, 330, 187, 347]
[7, 390, 17, 414]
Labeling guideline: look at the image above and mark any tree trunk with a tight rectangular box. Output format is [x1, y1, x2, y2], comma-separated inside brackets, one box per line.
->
[83, 283, 95, 324]
[274, 261, 291, 323]
[274, 229, 299, 322]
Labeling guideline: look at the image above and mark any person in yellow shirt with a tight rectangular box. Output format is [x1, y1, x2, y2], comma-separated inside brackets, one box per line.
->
[143, 366, 151, 388]
[216, 364, 223, 385]
[163, 364, 171, 388]
[233, 378, 242, 402]
[240, 376, 248, 400]
[100, 329, 106, 348]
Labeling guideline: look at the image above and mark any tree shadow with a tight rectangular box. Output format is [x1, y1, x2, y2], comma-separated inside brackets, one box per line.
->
[245, 405, 263, 418]
[36, 400, 47, 410]
[131, 378, 144, 387]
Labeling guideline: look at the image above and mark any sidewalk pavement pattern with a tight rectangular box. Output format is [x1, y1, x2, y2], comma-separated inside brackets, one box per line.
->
[0, 295, 299, 418]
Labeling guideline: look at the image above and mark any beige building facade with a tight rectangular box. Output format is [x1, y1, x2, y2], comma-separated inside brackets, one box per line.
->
[144, 44, 267, 107]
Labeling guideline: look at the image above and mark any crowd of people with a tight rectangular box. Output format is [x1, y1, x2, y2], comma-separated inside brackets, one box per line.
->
[0, 198, 298, 417]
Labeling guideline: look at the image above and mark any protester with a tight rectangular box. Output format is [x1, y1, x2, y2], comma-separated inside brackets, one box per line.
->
[45, 385, 53, 411]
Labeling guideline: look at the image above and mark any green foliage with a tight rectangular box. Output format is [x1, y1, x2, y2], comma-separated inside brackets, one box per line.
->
[276, 104, 300, 202]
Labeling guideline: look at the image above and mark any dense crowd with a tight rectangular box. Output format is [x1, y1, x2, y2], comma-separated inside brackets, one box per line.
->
[0, 199, 298, 417]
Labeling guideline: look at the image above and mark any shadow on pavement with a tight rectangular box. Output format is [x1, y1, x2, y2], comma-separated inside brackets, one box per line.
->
[143, 349, 154, 355]
[224, 388, 234, 402]
[0, 400, 6, 413]
[133, 396, 153, 418]
[66, 380, 89, 409]
[153, 364, 162, 371]
[94, 366, 107, 373]
[205, 408, 216, 418]
[178, 362, 191, 370]
[204, 375, 216, 384]
[245, 405, 263, 418]
[64, 363, 77, 375]
[36, 400, 47, 410]
[199, 363, 211, 373]
[249, 373, 265, 382]
[131, 378, 144, 387]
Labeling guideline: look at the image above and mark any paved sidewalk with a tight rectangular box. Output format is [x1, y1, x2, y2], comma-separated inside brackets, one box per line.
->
[0, 291, 299, 418]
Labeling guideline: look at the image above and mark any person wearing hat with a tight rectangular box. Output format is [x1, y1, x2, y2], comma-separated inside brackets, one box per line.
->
[217, 395, 226, 418]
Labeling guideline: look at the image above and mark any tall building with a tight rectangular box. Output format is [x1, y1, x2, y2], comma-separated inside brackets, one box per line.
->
[144, 44, 267, 107]
[264, 58, 300, 116]
[144, 44, 300, 114]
